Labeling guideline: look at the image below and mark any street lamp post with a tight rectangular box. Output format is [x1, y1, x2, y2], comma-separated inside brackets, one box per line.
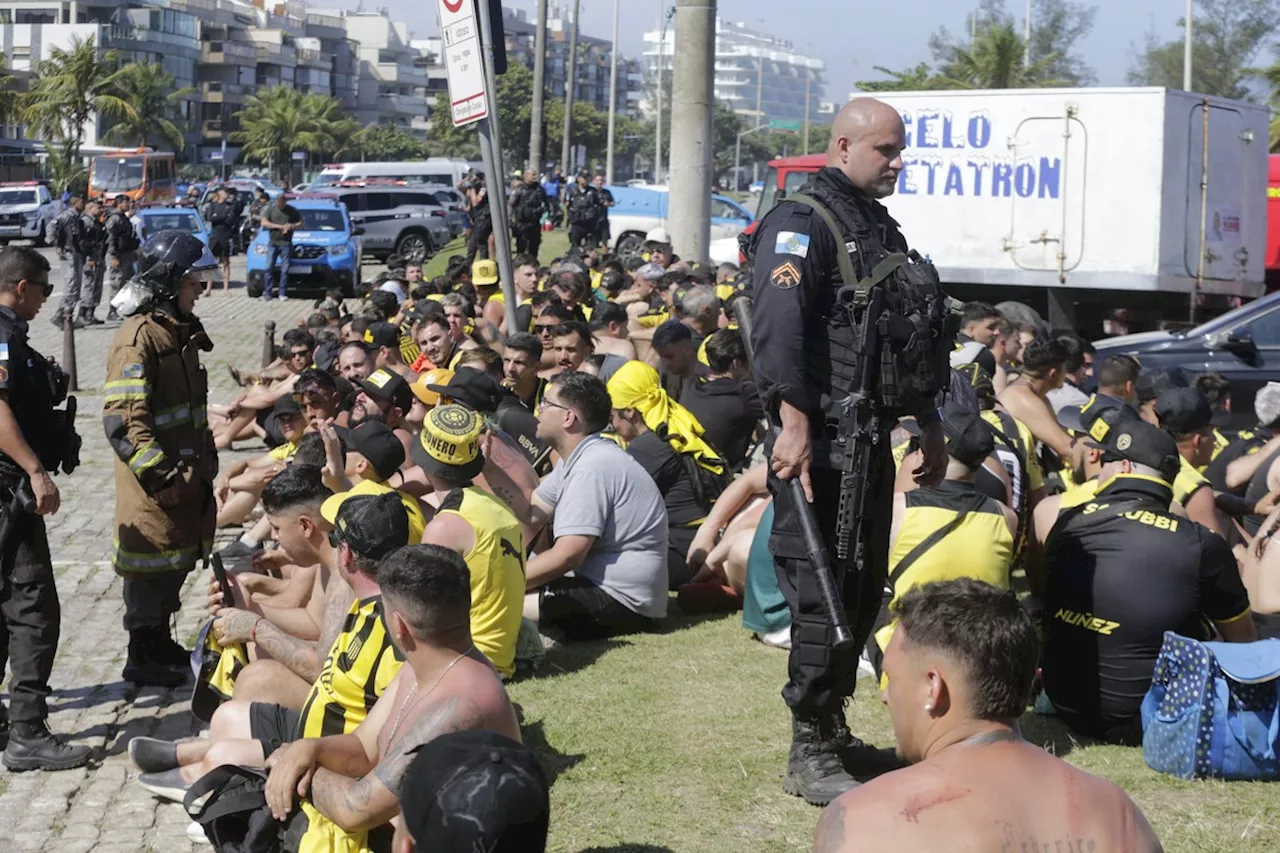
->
[735, 123, 768, 192]
[654, 4, 673, 183]
[605, 0, 620, 184]
[1183, 0, 1194, 91]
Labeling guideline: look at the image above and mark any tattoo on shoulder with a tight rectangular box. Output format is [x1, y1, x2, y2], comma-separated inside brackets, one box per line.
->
[371, 695, 483, 797]
[814, 798, 847, 853]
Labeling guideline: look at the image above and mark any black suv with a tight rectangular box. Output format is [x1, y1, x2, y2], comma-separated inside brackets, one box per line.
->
[1095, 291, 1280, 428]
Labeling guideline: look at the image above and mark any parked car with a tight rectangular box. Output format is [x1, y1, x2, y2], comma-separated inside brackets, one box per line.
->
[0, 182, 61, 246]
[1094, 290, 1280, 429]
[605, 185, 754, 258]
[313, 186, 453, 263]
[414, 184, 468, 237]
[245, 196, 364, 298]
[134, 206, 212, 247]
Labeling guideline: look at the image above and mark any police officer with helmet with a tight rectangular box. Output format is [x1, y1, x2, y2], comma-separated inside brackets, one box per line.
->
[0, 245, 89, 771]
[749, 98, 952, 804]
[103, 230, 219, 687]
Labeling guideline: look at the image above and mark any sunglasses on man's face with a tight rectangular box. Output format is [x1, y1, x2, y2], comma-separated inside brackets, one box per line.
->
[289, 349, 312, 359]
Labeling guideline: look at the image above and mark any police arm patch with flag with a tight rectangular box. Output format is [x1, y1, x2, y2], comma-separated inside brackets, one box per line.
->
[774, 230, 810, 258]
[770, 261, 802, 290]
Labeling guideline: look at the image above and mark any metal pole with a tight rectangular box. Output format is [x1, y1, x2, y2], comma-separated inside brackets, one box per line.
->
[605, 0, 620, 184]
[655, 3, 664, 183]
[1024, 0, 1031, 67]
[668, 0, 714, 265]
[1183, 0, 1193, 91]
[1193, 97, 1209, 324]
[529, 0, 548, 173]
[559, 0, 580, 175]
[61, 316, 78, 392]
[752, 47, 764, 182]
[735, 124, 765, 190]
[802, 69, 810, 154]
[261, 321, 275, 369]
[477, 0, 519, 333]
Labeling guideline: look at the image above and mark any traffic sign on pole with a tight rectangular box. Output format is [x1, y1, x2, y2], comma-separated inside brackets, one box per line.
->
[438, 0, 489, 127]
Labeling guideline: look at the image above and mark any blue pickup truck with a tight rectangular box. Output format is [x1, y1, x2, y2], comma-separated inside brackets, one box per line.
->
[245, 196, 364, 298]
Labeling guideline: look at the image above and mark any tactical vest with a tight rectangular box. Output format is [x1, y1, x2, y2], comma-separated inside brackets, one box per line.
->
[791, 178, 957, 417]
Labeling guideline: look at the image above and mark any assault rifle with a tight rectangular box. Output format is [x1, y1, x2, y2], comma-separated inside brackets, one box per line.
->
[734, 298, 854, 649]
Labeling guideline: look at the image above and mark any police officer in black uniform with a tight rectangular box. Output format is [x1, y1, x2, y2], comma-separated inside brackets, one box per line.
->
[749, 98, 950, 804]
[0, 246, 90, 772]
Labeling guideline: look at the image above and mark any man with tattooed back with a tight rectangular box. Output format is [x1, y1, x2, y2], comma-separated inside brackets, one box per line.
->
[264, 544, 520, 851]
[814, 580, 1162, 853]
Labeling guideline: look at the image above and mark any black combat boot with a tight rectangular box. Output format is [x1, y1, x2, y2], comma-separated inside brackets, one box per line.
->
[146, 626, 193, 669]
[782, 714, 859, 805]
[2, 720, 92, 772]
[122, 630, 187, 688]
[827, 709, 907, 778]
[105, 306, 120, 322]
[0, 703, 9, 747]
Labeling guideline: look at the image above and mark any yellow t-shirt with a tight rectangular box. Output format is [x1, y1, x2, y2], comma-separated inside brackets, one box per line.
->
[268, 440, 300, 462]
[1173, 456, 1210, 507]
[437, 486, 525, 677]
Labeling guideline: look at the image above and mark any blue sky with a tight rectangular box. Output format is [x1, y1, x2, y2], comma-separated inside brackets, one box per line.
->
[370, 0, 1195, 97]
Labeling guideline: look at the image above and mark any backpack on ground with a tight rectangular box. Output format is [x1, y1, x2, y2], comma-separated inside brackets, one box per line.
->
[184, 765, 284, 853]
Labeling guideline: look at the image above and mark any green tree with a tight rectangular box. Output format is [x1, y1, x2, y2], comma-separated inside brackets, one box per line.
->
[933, 22, 1068, 89]
[232, 87, 354, 182]
[1127, 0, 1280, 99]
[101, 62, 195, 151]
[1255, 60, 1280, 149]
[856, 63, 939, 92]
[0, 53, 14, 128]
[20, 35, 131, 182]
[1028, 0, 1098, 86]
[346, 123, 429, 160]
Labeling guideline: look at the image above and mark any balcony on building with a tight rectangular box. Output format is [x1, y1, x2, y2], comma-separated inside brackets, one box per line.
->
[255, 41, 298, 67]
[305, 11, 346, 41]
[296, 46, 330, 69]
[378, 92, 428, 115]
[201, 119, 223, 139]
[200, 80, 248, 105]
[200, 39, 257, 65]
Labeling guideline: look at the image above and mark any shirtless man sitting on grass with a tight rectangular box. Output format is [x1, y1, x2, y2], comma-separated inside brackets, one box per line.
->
[263, 544, 520, 844]
[814, 579, 1162, 853]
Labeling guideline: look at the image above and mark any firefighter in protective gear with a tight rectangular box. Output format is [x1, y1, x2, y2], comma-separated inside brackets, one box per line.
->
[102, 230, 218, 687]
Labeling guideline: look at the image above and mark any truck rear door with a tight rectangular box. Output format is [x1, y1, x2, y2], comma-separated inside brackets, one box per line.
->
[1185, 103, 1251, 283]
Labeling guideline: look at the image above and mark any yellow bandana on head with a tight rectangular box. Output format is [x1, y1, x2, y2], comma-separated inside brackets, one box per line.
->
[606, 360, 724, 475]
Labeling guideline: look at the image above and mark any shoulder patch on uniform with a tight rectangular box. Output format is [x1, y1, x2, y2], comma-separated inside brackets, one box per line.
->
[122, 362, 145, 379]
[0, 343, 8, 361]
[774, 231, 810, 258]
[770, 261, 802, 290]
[0, 365, 8, 384]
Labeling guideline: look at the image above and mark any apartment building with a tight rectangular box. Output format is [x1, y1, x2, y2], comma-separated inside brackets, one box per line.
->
[0, 1, 429, 167]
[643, 16, 826, 127]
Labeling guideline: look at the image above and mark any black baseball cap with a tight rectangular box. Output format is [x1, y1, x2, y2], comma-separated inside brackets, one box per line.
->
[363, 321, 400, 350]
[273, 394, 302, 417]
[357, 368, 413, 412]
[1136, 367, 1187, 403]
[1084, 411, 1181, 482]
[1155, 386, 1228, 434]
[343, 421, 405, 482]
[399, 730, 550, 853]
[940, 407, 994, 468]
[1057, 393, 1131, 435]
[313, 340, 340, 374]
[320, 490, 410, 560]
[427, 367, 502, 414]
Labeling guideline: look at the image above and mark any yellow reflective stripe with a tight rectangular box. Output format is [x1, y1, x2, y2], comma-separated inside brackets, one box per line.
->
[104, 379, 149, 403]
[112, 540, 200, 572]
[128, 441, 166, 476]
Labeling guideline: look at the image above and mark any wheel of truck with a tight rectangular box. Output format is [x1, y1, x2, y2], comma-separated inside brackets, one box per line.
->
[31, 221, 45, 248]
[246, 280, 264, 298]
[616, 232, 644, 259]
[395, 231, 430, 264]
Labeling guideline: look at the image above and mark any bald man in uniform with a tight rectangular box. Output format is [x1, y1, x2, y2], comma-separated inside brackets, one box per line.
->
[749, 98, 951, 805]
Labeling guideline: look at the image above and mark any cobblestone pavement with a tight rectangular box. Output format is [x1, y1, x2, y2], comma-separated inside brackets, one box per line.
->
[0, 253, 345, 852]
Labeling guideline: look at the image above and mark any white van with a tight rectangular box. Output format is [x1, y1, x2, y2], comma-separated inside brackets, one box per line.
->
[312, 158, 482, 190]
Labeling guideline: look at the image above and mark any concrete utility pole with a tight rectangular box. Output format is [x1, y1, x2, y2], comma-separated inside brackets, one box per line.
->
[655, 3, 673, 183]
[559, 0, 581, 173]
[668, 0, 714, 265]
[1183, 0, 1194, 91]
[529, 0, 548, 172]
[1023, 0, 1031, 67]
[802, 68, 811, 154]
[605, 0, 620, 184]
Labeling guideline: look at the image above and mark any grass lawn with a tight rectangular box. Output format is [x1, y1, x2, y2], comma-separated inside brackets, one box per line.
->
[508, 609, 1280, 853]
[422, 230, 571, 279]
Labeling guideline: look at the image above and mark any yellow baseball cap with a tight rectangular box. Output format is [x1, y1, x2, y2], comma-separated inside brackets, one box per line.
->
[410, 368, 455, 406]
[320, 479, 427, 544]
[472, 259, 499, 286]
[410, 404, 485, 481]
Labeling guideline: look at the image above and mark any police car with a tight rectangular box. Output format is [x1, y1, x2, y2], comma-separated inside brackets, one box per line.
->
[245, 196, 365, 298]
[135, 206, 213, 247]
[0, 182, 61, 246]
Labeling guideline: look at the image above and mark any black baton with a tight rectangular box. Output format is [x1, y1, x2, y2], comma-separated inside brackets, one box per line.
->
[734, 298, 854, 649]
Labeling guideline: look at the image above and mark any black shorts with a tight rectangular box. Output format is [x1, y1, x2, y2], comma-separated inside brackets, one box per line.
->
[248, 701, 301, 759]
[538, 576, 654, 640]
[209, 229, 232, 260]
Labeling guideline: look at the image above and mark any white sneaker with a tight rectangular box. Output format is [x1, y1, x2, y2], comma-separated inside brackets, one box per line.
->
[756, 626, 792, 650]
[187, 821, 210, 845]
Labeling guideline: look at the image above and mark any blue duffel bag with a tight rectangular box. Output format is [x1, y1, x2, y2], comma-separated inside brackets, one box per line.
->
[1140, 631, 1280, 781]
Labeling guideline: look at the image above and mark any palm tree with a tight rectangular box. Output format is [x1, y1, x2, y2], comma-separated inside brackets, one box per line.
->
[0, 53, 14, 129]
[20, 35, 132, 182]
[231, 87, 354, 183]
[934, 22, 1066, 90]
[1258, 61, 1280, 151]
[102, 62, 195, 151]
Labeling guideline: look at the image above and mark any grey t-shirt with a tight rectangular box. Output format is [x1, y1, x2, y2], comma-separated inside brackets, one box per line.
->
[535, 435, 669, 617]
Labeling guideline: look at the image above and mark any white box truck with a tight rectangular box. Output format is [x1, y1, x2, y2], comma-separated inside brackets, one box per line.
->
[734, 87, 1270, 328]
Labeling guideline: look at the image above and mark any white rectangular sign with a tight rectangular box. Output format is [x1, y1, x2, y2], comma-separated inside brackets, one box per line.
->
[437, 0, 488, 127]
